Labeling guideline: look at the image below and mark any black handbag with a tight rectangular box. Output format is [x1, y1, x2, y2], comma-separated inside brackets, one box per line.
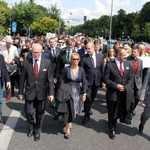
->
[7, 64, 19, 76]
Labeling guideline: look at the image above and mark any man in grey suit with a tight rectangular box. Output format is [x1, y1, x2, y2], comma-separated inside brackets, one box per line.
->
[19, 43, 54, 141]
[103, 48, 134, 139]
[127, 46, 143, 116]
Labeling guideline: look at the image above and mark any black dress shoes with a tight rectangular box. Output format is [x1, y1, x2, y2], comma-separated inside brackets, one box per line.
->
[27, 130, 33, 137]
[82, 116, 90, 125]
[109, 130, 115, 139]
[139, 123, 144, 133]
[130, 111, 136, 117]
[34, 132, 40, 141]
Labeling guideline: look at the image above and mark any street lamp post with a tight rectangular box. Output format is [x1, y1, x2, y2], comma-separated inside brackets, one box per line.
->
[109, 0, 113, 41]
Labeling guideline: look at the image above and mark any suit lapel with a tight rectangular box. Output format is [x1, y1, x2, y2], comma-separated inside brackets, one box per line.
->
[87, 54, 94, 68]
[112, 60, 120, 74]
[95, 53, 99, 67]
[38, 58, 45, 79]
[28, 58, 36, 79]
[123, 62, 127, 76]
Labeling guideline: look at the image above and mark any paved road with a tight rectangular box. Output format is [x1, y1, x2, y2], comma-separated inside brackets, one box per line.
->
[0, 88, 150, 150]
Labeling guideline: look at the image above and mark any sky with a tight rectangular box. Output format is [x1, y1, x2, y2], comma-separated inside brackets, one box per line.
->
[6, 0, 148, 26]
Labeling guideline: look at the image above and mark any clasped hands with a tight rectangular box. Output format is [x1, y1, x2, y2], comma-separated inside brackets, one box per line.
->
[117, 84, 125, 92]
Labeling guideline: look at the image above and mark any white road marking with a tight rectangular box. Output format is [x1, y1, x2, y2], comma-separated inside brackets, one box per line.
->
[0, 110, 21, 150]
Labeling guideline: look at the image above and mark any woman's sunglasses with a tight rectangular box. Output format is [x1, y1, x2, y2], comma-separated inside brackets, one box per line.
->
[72, 58, 80, 61]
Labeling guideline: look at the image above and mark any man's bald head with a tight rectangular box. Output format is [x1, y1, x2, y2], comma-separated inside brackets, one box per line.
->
[32, 43, 42, 60]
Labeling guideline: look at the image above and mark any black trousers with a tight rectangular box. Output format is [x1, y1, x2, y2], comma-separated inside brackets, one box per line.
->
[91, 83, 99, 105]
[132, 86, 141, 111]
[25, 98, 46, 132]
[83, 86, 91, 117]
[107, 101, 118, 130]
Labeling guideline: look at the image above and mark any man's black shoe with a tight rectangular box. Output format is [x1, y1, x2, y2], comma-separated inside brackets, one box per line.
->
[90, 110, 93, 115]
[34, 132, 40, 141]
[120, 118, 131, 125]
[82, 116, 89, 125]
[27, 130, 33, 137]
[130, 111, 136, 117]
[139, 123, 144, 133]
[109, 130, 115, 139]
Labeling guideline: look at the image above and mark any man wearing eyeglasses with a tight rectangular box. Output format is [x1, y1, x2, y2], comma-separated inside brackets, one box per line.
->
[19, 43, 54, 141]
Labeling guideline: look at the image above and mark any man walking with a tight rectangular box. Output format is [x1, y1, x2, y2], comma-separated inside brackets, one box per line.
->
[19, 43, 54, 141]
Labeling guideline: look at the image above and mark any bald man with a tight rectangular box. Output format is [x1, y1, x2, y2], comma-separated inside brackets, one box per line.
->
[80, 42, 104, 124]
[19, 43, 54, 141]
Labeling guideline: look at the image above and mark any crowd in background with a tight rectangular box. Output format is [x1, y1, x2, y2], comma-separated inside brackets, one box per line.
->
[0, 33, 149, 140]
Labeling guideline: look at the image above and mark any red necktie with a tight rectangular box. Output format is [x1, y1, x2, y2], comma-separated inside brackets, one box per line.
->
[34, 59, 38, 78]
[120, 62, 124, 76]
[134, 58, 138, 73]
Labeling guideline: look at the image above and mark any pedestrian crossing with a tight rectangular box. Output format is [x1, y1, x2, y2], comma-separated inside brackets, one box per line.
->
[0, 110, 21, 150]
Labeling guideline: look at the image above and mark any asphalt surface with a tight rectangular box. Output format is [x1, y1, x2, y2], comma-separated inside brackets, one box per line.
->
[0, 88, 150, 150]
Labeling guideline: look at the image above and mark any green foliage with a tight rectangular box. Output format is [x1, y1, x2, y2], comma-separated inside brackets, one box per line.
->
[0, 0, 10, 34]
[31, 17, 58, 35]
[10, 1, 45, 35]
[47, 3, 60, 21]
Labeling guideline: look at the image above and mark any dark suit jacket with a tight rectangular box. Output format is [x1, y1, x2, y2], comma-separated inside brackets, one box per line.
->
[61, 66, 87, 94]
[26, 51, 50, 60]
[80, 53, 104, 86]
[0, 54, 10, 87]
[103, 60, 134, 102]
[19, 57, 54, 101]
[55, 49, 76, 80]
[127, 56, 143, 90]
[77, 47, 86, 57]
[45, 47, 61, 63]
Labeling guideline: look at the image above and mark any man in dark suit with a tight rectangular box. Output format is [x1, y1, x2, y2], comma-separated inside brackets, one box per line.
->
[45, 38, 62, 78]
[0, 54, 11, 123]
[19, 43, 54, 141]
[55, 38, 76, 85]
[103, 48, 134, 139]
[78, 38, 93, 57]
[98, 36, 108, 54]
[127, 46, 143, 115]
[80, 42, 104, 125]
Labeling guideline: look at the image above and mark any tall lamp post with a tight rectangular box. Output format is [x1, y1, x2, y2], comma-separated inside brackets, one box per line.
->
[109, 0, 113, 41]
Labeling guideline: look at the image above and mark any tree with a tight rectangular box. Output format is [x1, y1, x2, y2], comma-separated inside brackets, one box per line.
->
[31, 17, 58, 35]
[0, 0, 10, 34]
[131, 24, 141, 41]
[10, 1, 46, 35]
[47, 3, 60, 21]
[140, 2, 150, 26]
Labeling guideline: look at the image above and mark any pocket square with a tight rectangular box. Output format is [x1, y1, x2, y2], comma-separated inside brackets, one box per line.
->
[126, 67, 129, 69]
[43, 68, 47, 71]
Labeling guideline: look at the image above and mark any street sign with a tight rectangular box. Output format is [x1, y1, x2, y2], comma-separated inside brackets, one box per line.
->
[12, 22, 17, 33]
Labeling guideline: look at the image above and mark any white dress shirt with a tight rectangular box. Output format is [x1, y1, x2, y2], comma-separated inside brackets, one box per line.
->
[33, 57, 41, 72]
[115, 59, 124, 71]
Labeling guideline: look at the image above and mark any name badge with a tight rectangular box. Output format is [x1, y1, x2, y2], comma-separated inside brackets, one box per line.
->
[65, 64, 70, 67]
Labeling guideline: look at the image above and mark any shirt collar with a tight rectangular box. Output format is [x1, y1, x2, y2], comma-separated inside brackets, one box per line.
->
[33, 56, 41, 62]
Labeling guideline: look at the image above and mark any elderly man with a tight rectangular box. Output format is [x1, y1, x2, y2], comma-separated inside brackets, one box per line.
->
[19, 43, 54, 141]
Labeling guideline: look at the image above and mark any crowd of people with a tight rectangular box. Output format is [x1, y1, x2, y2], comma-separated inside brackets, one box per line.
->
[0, 33, 149, 141]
